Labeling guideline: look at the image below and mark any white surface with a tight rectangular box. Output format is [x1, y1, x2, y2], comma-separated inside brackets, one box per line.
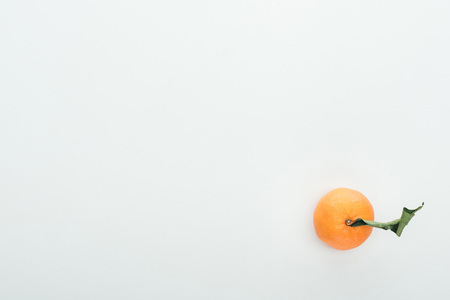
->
[1, 1, 449, 299]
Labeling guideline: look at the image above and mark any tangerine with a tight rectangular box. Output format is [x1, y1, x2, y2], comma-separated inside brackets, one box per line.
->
[313, 188, 374, 250]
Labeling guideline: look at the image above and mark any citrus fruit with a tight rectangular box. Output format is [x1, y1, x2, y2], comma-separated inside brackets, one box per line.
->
[313, 188, 374, 250]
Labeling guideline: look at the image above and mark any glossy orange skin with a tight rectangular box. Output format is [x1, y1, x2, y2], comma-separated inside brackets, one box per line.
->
[314, 188, 374, 250]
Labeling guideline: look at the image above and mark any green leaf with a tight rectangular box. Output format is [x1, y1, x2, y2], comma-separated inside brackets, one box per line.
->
[349, 202, 424, 237]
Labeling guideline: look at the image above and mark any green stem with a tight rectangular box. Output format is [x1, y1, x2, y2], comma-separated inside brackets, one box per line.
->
[348, 202, 424, 237]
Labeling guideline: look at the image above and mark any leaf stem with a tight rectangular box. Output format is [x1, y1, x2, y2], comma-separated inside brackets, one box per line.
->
[348, 202, 424, 237]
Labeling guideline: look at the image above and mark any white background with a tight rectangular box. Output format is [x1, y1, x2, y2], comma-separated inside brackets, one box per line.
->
[1, 1, 449, 299]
